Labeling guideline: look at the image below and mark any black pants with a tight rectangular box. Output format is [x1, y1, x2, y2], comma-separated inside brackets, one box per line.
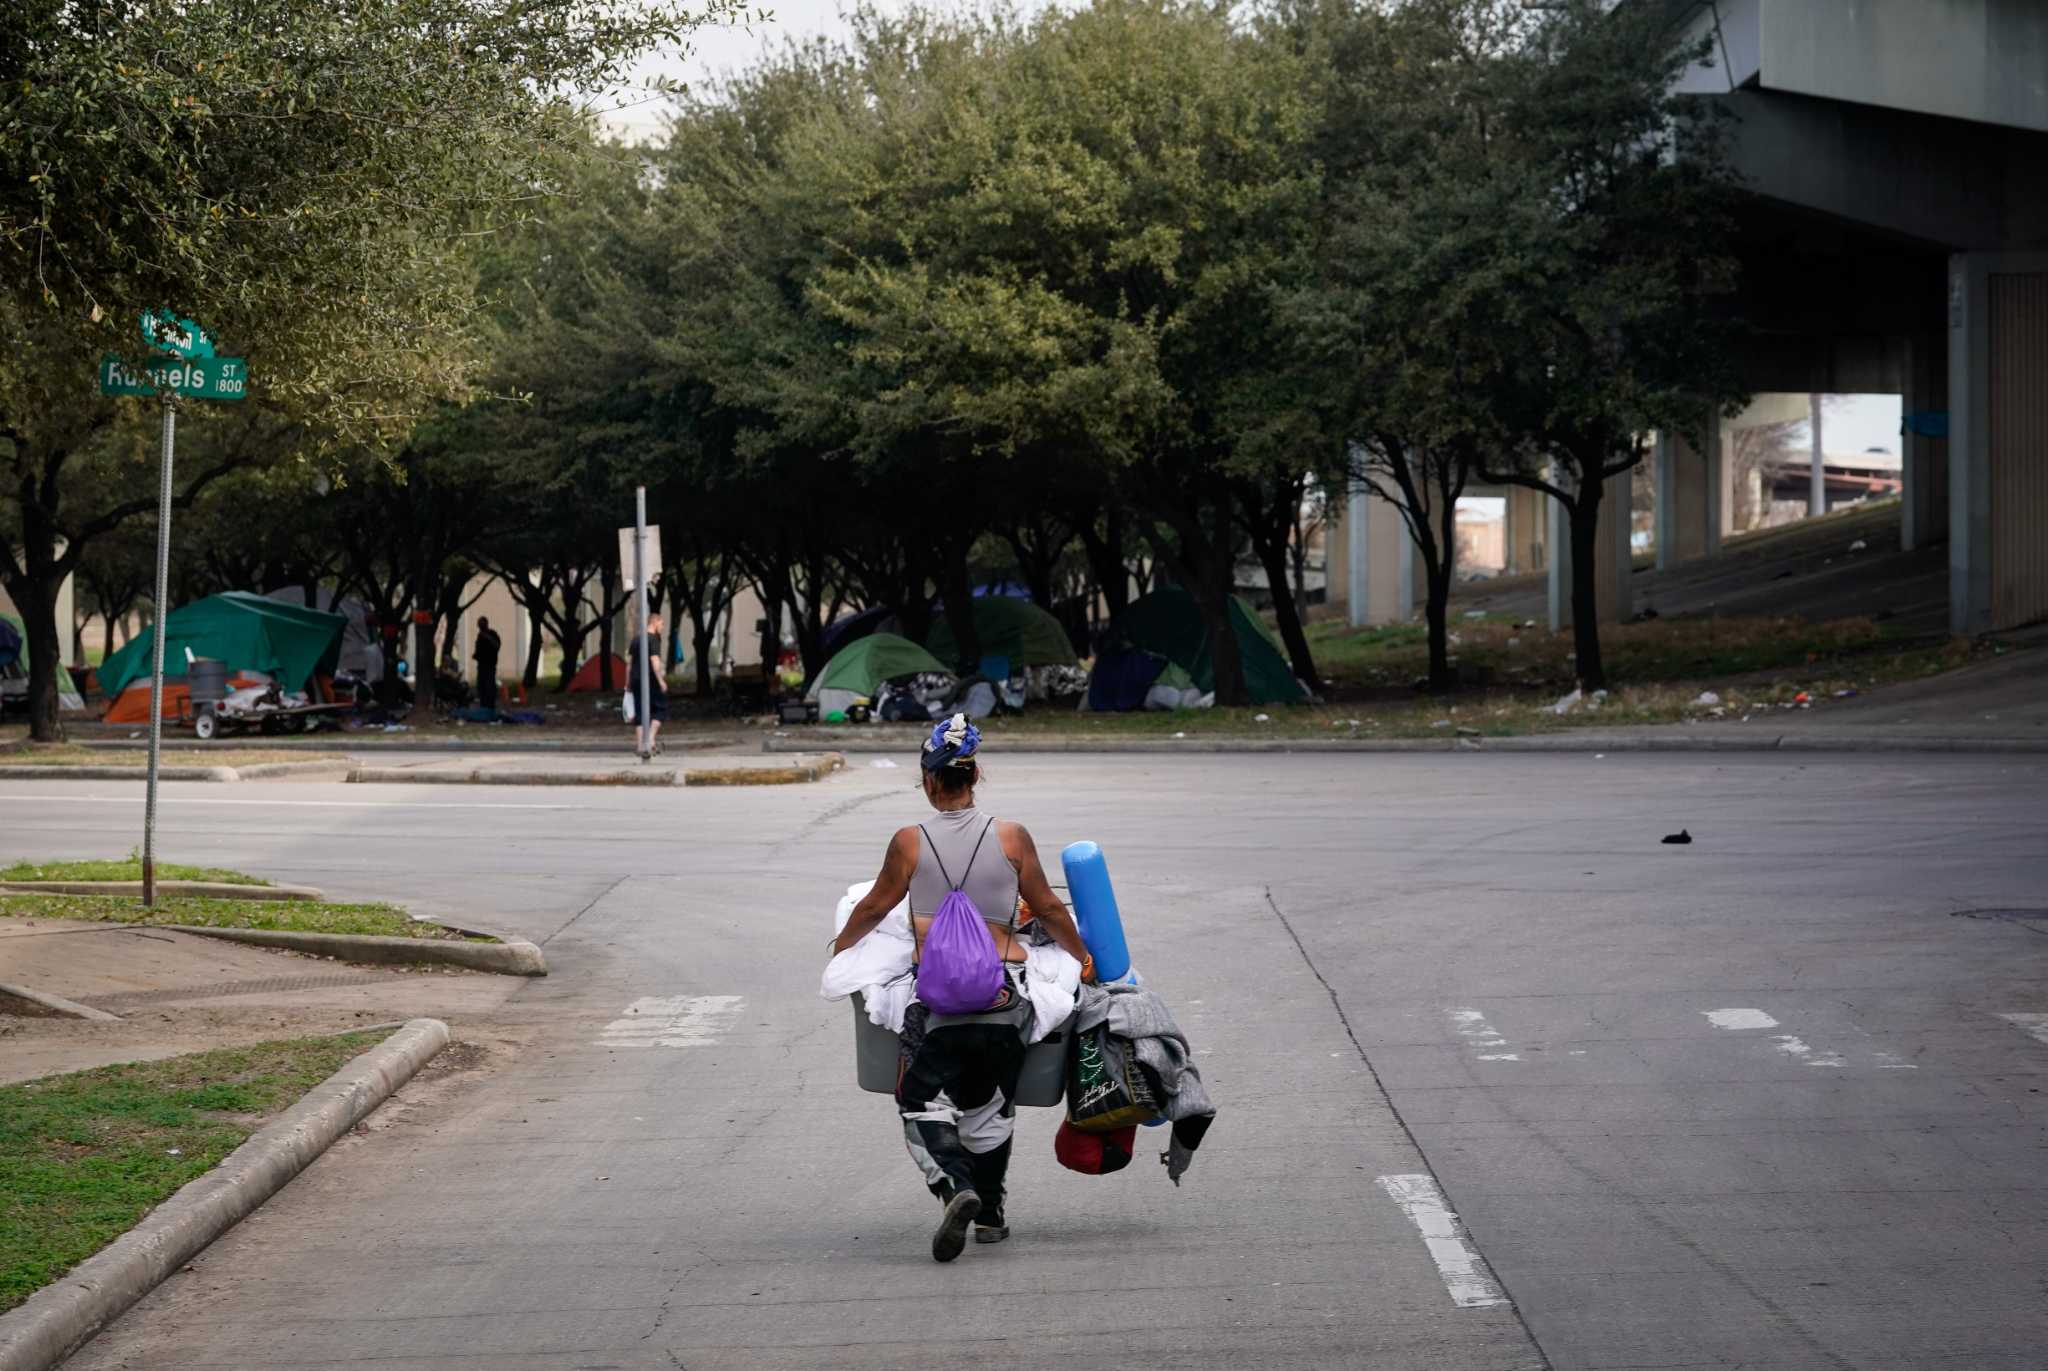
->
[476, 670, 498, 711]
[896, 1003, 1025, 1225]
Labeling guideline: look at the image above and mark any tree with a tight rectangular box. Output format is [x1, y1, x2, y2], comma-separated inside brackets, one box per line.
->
[1, 0, 737, 737]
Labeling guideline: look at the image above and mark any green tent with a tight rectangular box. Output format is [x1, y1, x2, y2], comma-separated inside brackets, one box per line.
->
[1106, 586, 1306, 705]
[925, 597, 1078, 670]
[805, 632, 952, 709]
[99, 592, 347, 699]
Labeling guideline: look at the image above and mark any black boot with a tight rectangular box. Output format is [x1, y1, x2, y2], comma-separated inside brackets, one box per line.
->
[966, 1138, 1012, 1244]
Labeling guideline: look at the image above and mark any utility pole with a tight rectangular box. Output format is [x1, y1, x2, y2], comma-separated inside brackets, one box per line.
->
[142, 395, 176, 907]
[1809, 393, 1826, 518]
[634, 486, 651, 761]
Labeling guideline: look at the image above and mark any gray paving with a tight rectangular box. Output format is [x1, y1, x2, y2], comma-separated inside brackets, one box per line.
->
[2, 752, 2045, 1369]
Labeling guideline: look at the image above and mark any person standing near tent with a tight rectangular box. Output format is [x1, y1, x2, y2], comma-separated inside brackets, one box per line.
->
[627, 611, 669, 753]
[472, 618, 502, 711]
[829, 715, 1096, 1261]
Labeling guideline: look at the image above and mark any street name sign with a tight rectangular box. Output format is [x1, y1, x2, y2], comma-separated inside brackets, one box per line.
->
[140, 309, 217, 359]
[100, 354, 248, 401]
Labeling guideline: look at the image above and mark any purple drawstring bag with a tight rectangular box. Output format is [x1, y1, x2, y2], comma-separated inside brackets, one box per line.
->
[914, 819, 1007, 1014]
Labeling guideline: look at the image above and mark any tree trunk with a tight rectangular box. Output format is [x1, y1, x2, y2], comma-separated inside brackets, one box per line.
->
[938, 553, 982, 672]
[1196, 564, 1248, 708]
[523, 600, 546, 690]
[598, 563, 618, 692]
[692, 625, 716, 696]
[1567, 487, 1607, 691]
[1250, 524, 1320, 694]
[11, 570, 68, 741]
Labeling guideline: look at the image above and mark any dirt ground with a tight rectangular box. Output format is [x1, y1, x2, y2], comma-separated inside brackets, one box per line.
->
[0, 916, 529, 1083]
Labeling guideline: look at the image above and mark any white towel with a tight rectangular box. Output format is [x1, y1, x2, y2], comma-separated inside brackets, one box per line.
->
[820, 880, 1079, 1044]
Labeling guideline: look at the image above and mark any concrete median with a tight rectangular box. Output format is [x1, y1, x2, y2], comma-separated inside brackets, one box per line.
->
[167, 925, 548, 976]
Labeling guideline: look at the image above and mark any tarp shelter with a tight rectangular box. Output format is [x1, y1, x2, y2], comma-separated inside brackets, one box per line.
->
[0, 612, 86, 710]
[566, 654, 629, 692]
[823, 606, 891, 656]
[924, 597, 1079, 671]
[99, 592, 346, 722]
[1100, 586, 1305, 706]
[0, 614, 20, 667]
[265, 586, 375, 676]
[805, 633, 951, 717]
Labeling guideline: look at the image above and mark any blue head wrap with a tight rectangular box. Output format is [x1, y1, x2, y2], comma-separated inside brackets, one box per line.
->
[920, 711, 981, 773]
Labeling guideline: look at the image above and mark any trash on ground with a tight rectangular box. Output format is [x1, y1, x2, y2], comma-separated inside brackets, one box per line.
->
[1254, 713, 1271, 723]
[1464, 610, 1486, 619]
[1431, 718, 1450, 728]
[1849, 539, 1868, 551]
[870, 759, 899, 768]
[1662, 829, 1693, 845]
[1693, 691, 1722, 707]
[1552, 689, 1582, 715]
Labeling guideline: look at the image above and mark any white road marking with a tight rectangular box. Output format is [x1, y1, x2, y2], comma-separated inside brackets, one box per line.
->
[1703, 1008, 1779, 1030]
[2000, 1013, 2048, 1047]
[1376, 1174, 1509, 1309]
[599, 995, 744, 1048]
[1449, 1008, 1520, 1061]
[1870, 1051, 1919, 1070]
[0, 793, 580, 811]
[1772, 1034, 1845, 1067]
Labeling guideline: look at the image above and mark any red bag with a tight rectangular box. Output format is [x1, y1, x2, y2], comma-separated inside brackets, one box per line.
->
[1055, 1120, 1138, 1174]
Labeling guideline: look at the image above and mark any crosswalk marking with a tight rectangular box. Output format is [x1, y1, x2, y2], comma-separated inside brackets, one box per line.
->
[598, 995, 744, 1048]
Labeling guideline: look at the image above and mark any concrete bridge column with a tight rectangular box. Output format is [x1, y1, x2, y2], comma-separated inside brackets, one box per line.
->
[1950, 252, 2048, 635]
[1548, 465, 1633, 631]
[1341, 480, 1418, 627]
[1502, 486, 1549, 574]
[1653, 415, 1725, 570]
[1901, 334, 1951, 553]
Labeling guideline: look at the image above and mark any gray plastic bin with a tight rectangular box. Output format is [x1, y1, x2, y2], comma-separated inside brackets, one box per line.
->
[852, 990, 1071, 1107]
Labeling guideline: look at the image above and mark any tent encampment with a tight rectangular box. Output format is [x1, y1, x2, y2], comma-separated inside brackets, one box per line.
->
[265, 586, 376, 675]
[805, 633, 951, 717]
[566, 654, 628, 692]
[0, 614, 20, 667]
[924, 596, 1078, 672]
[1096, 586, 1305, 707]
[99, 592, 347, 722]
[823, 605, 891, 656]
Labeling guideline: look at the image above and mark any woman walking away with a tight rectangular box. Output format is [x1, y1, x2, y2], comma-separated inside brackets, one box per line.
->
[830, 713, 1096, 1261]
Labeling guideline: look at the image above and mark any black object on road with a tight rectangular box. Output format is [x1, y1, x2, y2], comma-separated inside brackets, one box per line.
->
[1662, 829, 1693, 845]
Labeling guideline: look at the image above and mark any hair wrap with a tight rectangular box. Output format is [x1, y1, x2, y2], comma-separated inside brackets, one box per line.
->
[920, 711, 981, 773]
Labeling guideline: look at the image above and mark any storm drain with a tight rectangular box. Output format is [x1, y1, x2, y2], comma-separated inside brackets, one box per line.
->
[91, 972, 417, 1009]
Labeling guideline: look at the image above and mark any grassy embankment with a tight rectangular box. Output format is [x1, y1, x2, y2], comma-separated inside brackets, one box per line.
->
[0, 1033, 392, 1314]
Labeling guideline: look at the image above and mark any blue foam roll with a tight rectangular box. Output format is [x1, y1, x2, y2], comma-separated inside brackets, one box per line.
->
[1060, 840, 1132, 984]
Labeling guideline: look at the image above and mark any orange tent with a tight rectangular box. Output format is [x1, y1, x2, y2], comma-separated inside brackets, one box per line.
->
[102, 672, 273, 724]
[565, 654, 629, 692]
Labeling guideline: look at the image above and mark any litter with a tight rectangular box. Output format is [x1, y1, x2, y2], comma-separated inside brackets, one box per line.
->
[1552, 688, 1582, 715]
[1848, 539, 1867, 551]
[1172, 731, 1186, 739]
[1464, 610, 1486, 619]
[870, 759, 899, 768]
[1254, 713, 1271, 723]
[1430, 719, 1450, 728]
[1693, 691, 1721, 707]
[1834, 689, 1858, 699]
[1662, 829, 1692, 845]
[1793, 691, 1811, 705]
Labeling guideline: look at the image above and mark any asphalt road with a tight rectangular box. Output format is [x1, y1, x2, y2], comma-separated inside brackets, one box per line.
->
[4, 752, 2045, 1370]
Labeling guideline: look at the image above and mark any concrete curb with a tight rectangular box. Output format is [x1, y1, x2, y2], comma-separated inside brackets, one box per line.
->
[232, 759, 355, 779]
[0, 1019, 451, 1371]
[0, 980, 121, 1022]
[79, 736, 739, 756]
[166, 925, 548, 976]
[0, 765, 239, 782]
[345, 766, 679, 786]
[760, 733, 2048, 756]
[0, 881, 325, 902]
[684, 753, 845, 786]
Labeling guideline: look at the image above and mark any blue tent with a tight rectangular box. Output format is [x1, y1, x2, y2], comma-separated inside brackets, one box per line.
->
[0, 615, 21, 668]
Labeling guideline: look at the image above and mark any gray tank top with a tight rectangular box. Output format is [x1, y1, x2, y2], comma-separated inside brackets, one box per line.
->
[909, 808, 1019, 929]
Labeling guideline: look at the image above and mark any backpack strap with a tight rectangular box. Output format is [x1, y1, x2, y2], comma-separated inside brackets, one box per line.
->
[912, 818, 1016, 961]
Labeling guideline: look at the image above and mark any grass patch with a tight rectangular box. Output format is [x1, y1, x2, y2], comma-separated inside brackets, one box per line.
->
[0, 894, 492, 941]
[0, 856, 269, 886]
[0, 1031, 391, 1314]
[0, 743, 346, 768]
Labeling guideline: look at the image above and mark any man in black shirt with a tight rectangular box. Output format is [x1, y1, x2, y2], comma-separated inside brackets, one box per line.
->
[628, 611, 669, 753]
[472, 618, 502, 711]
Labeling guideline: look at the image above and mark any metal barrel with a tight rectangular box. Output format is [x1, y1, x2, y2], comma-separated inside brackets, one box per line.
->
[187, 657, 230, 706]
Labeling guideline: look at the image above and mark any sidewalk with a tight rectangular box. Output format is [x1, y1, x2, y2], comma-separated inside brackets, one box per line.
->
[0, 916, 521, 1083]
[338, 750, 843, 784]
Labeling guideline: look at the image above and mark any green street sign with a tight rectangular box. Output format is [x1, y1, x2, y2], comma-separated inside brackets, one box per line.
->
[140, 309, 216, 359]
[99, 354, 248, 402]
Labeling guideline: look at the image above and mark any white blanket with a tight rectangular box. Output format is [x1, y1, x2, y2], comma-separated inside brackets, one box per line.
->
[820, 880, 1080, 1045]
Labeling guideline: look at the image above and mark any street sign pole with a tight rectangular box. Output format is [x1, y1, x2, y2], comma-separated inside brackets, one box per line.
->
[634, 487, 651, 760]
[142, 395, 176, 907]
